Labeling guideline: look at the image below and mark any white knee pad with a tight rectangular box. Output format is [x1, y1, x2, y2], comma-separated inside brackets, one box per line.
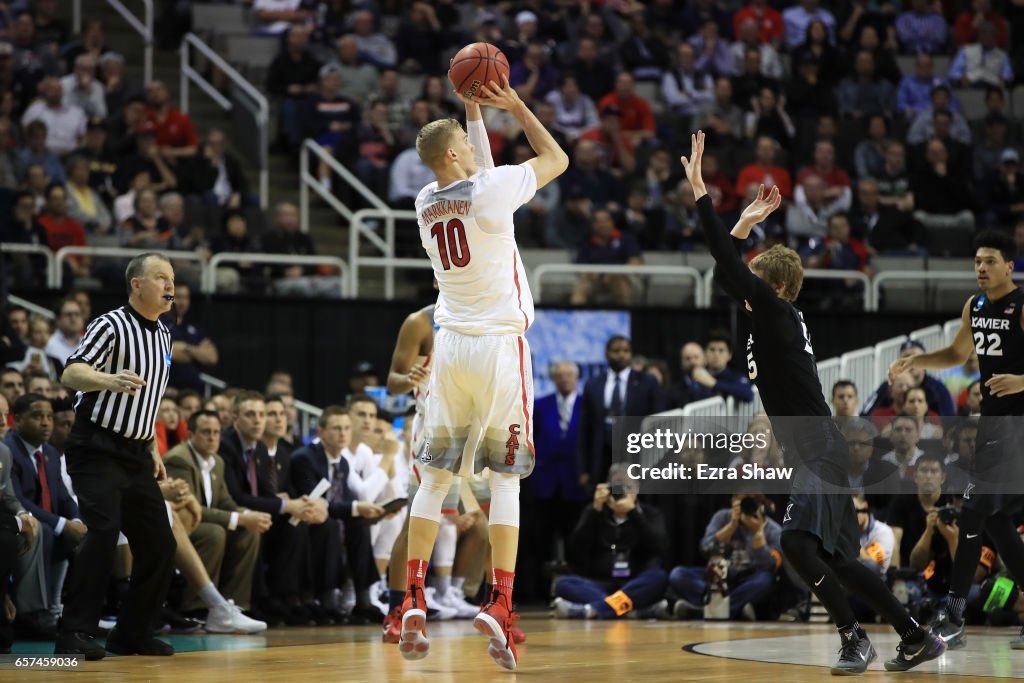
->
[487, 472, 521, 528]
[372, 513, 403, 561]
[409, 466, 455, 524]
[433, 516, 457, 567]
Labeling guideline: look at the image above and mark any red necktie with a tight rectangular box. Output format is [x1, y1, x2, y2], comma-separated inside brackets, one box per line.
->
[246, 448, 258, 496]
[35, 450, 52, 513]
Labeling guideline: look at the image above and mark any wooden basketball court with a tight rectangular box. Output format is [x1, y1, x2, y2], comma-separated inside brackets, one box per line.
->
[8, 614, 1021, 681]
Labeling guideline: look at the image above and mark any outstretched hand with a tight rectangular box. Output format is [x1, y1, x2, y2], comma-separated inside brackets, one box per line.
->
[680, 131, 706, 197]
[740, 185, 782, 225]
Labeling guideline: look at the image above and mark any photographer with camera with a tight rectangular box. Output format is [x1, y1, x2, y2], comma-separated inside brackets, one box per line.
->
[668, 493, 782, 620]
[884, 452, 957, 610]
[552, 464, 669, 620]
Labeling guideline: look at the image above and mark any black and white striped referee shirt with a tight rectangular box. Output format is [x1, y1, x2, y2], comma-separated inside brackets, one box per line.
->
[65, 305, 173, 441]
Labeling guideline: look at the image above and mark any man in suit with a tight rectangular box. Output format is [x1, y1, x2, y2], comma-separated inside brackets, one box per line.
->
[292, 405, 385, 623]
[522, 360, 589, 600]
[218, 390, 321, 625]
[578, 336, 666, 489]
[261, 394, 296, 497]
[0, 393, 43, 649]
[6, 393, 85, 639]
[164, 409, 270, 617]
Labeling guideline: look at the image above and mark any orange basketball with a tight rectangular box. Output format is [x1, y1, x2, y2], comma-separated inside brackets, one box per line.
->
[447, 42, 510, 100]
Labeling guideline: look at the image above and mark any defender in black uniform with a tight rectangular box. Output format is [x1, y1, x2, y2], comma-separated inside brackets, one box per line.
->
[683, 131, 945, 674]
[890, 230, 1024, 650]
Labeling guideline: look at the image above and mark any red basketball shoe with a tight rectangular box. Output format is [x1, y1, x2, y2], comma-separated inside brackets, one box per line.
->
[473, 592, 519, 670]
[398, 587, 429, 660]
[382, 605, 402, 644]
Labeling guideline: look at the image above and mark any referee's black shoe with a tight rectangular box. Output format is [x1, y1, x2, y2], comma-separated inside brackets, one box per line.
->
[104, 628, 174, 656]
[883, 631, 946, 671]
[830, 629, 875, 675]
[54, 631, 106, 660]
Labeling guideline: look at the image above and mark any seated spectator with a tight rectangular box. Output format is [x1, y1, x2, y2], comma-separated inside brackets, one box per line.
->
[353, 99, 397, 199]
[697, 150, 738, 220]
[971, 86, 1018, 144]
[731, 17, 784, 80]
[887, 385, 943, 438]
[867, 340, 956, 416]
[787, 174, 834, 241]
[880, 414, 926, 479]
[24, 164, 50, 213]
[875, 141, 914, 211]
[113, 125, 177, 204]
[832, 380, 859, 419]
[883, 452, 955, 604]
[948, 22, 1013, 89]
[669, 341, 710, 407]
[162, 192, 208, 262]
[350, 9, 397, 70]
[701, 329, 755, 403]
[680, 0, 732, 41]
[783, 0, 837, 51]
[727, 415, 783, 471]
[732, 47, 774, 113]
[668, 494, 781, 620]
[210, 210, 262, 293]
[733, 0, 784, 46]
[565, 37, 615, 105]
[736, 136, 793, 200]
[155, 398, 187, 456]
[795, 140, 852, 215]
[973, 114, 1015, 185]
[546, 74, 599, 143]
[907, 90, 970, 147]
[545, 186, 593, 249]
[17, 120, 65, 184]
[953, 0, 1007, 49]
[744, 85, 795, 145]
[552, 465, 668, 620]
[184, 129, 253, 209]
[849, 24, 903, 86]
[844, 418, 902, 492]
[896, 54, 949, 119]
[44, 298, 82, 366]
[911, 138, 976, 230]
[59, 54, 106, 121]
[989, 149, 1024, 226]
[253, 0, 312, 36]
[848, 178, 924, 251]
[419, 75, 458, 120]
[837, 51, 895, 120]
[20, 77, 86, 157]
[793, 21, 841, 90]
[176, 390, 202, 426]
[511, 43, 560, 105]
[261, 202, 339, 298]
[578, 105, 636, 176]
[694, 77, 745, 156]
[2, 191, 50, 286]
[598, 73, 656, 145]
[266, 25, 321, 152]
[332, 35, 378, 106]
[395, 2, 447, 75]
[661, 43, 714, 122]
[370, 69, 408, 133]
[165, 282, 219, 393]
[118, 188, 170, 248]
[559, 139, 620, 210]
[688, 20, 732, 78]
[895, 0, 948, 55]
[99, 52, 135, 117]
[33, 0, 68, 48]
[614, 184, 665, 251]
[145, 80, 198, 163]
[64, 155, 112, 235]
[9, 315, 61, 381]
[618, 8, 670, 81]
[306, 64, 359, 188]
[785, 55, 837, 125]
[570, 209, 642, 306]
[387, 146, 433, 210]
[800, 212, 870, 275]
[38, 183, 88, 276]
[0, 117, 16, 190]
[854, 115, 890, 179]
[63, 16, 109, 70]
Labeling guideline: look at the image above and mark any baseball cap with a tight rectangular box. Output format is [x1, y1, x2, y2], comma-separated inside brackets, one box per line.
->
[516, 10, 538, 25]
[1001, 148, 1020, 164]
[899, 339, 925, 353]
[351, 361, 376, 376]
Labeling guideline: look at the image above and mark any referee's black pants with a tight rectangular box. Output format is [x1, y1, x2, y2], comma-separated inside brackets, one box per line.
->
[60, 424, 176, 639]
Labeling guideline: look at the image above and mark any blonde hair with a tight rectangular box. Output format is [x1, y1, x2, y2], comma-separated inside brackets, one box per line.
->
[415, 118, 463, 170]
[750, 244, 803, 301]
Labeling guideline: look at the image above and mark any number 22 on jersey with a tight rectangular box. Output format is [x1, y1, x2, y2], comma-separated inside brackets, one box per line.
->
[431, 219, 471, 270]
[974, 331, 1003, 356]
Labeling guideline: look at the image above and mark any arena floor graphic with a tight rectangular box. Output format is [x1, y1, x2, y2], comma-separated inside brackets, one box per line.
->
[6, 617, 1020, 681]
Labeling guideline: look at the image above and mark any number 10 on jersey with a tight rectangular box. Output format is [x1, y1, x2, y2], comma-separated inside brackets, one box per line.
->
[431, 219, 471, 270]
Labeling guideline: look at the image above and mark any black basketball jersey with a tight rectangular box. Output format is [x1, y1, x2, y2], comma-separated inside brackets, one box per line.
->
[970, 287, 1024, 416]
[746, 301, 831, 418]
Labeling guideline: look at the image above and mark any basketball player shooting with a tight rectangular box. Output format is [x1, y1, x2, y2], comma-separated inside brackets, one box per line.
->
[397, 75, 568, 671]
[889, 230, 1024, 651]
[682, 131, 945, 674]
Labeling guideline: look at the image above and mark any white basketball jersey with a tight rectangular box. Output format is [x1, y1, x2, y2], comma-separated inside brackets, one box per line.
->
[416, 164, 538, 336]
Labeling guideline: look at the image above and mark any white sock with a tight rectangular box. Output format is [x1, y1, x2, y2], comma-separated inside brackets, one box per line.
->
[199, 581, 229, 610]
[451, 576, 466, 593]
[434, 574, 452, 594]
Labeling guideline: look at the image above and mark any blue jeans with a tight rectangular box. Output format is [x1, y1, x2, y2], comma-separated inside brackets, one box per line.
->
[669, 566, 776, 619]
[554, 568, 668, 618]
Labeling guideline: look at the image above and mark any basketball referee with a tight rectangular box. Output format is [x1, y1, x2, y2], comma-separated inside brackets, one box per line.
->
[55, 253, 177, 660]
